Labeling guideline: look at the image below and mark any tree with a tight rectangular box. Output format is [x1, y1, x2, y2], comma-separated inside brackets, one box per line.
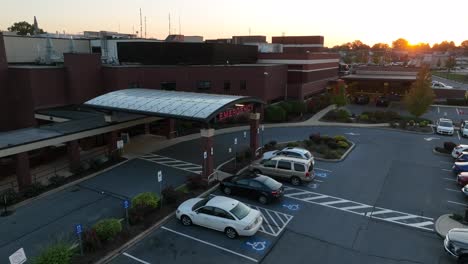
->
[446, 56, 456, 74]
[7, 21, 44, 35]
[351, 40, 370, 50]
[372, 54, 381, 64]
[392, 38, 409, 50]
[332, 82, 348, 107]
[436, 58, 441, 68]
[461, 40, 468, 56]
[403, 66, 434, 118]
[371, 43, 389, 51]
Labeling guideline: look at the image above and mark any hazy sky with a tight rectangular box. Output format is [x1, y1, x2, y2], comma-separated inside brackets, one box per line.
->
[1, 0, 467, 47]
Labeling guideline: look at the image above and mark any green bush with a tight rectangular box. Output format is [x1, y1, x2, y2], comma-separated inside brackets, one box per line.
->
[278, 101, 293, 114]
[162, 186, 182, 204]
[83, 228, 102, 252]
[93, 218, 122, 242]
[359, 114, 369, 121]
[327, 141, 339, 149]
[408, 120, 415, 126]
[398, 120, 407, 129]
[288, 101, 307, 115]
[309, 133, 321, 144]
[336, 109, 350, 119]
[316, 145, 329, 155]
[286, 142, 300, 148]
[1, 188, 18, 206]
[419, 120, 428, 127]
[131, 192, 160, 209]
[22, 182, 45, 198]
[321, 135, 334, 144]
[337, 141, 349, 148]
[33, 243, 74, 264]
[334, 135, 347, 142]
[265, 105, 287, 123]
[303, 139, 313, 148]
[325, 150, 341, 159]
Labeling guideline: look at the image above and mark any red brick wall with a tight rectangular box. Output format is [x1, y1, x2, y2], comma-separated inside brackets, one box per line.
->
[30, 68, 66, 109]
[0, 33, 9, 131]
[64, 53, 102, 104]
[6, 68, 36, 129]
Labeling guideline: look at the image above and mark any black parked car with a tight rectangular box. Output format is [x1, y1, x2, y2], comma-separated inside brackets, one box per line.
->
[445, 228, 468, 263]
[375, 96, 389, 107]
[220, 173, 283, 204]
[354, 95, 370, 105]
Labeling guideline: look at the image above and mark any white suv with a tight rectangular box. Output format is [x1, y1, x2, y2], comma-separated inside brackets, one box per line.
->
[437, 118, 454, 136]
[461, 121, 468, 137]
[262, 147, 314, 165]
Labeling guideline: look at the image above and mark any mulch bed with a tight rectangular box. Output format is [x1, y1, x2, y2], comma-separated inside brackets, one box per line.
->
[71, 187, 211, 264]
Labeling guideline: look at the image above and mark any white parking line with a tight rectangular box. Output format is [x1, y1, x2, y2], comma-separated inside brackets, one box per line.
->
[314, 179, 324, 183]
[457, 108, 461, 115]
[448, 201, 467, 206]
[315, 168, 332, 172]
[441, 169, 452, 172]
[458, 132, 461, 141]
[438, 107, 440, 114]
[445, 188, 460, 193]
[443, 178, 457, 182]
[161, 226, 258, 263]
[123, 252, 151, 264]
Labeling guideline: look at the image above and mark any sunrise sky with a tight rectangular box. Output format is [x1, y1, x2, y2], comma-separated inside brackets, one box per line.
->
[1, 0, 467, 47]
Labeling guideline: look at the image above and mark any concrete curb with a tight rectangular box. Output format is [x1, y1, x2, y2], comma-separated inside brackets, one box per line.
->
[96, 182, 221, 264]
[315, 140, 356, 163]
[432, 148, 452, 157]
[432, 104, 468, 109]
[11, 159, 130, 210]
[435, 214, 468, 238]
[381, 126, 435, 135]
[435, 214, 450, 238]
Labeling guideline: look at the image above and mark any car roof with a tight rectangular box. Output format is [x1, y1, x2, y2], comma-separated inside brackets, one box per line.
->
[281, 147, 310, 154]
[439, 118, 452, 121]
[206, 196, 239, 211]
[457, 145, 468, 148]
[271, 156, 309, 163]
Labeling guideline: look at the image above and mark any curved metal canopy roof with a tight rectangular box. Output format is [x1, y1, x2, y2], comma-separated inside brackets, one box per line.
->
[84, 89, 264, 123]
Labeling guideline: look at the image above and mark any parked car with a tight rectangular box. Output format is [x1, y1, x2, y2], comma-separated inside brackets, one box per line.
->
[462, 184, 468, 196]
[444, 228, 468, 262]
[436, 118, 454, 136]
[354, 94, 370, 105]
[458, 172, 468, 185]
[461, 121, 468, 137]
[432, 81, 453, 89]
[176, 196, 263, 239]
[220, 172, 283, 204]
[456, 153, 468, 162]
[452, 145, 468, 158]
[453, 163, 468, 174]
[262, 147, 314, 165]
[375, 96, 389, 107]
[250, 156, 315, 186]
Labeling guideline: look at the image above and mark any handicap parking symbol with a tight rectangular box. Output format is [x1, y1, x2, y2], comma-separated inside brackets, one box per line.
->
[308, 183, 319, 189]
[245, 238, 269, 252]
[315, 171, 328, 178]
[283, 204, 300, 211]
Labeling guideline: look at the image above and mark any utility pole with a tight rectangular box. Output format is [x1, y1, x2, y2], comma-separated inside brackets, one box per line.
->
[145, 16, 147, 38]
[139, 8, 143, 38]
[169, 13, 171, 35]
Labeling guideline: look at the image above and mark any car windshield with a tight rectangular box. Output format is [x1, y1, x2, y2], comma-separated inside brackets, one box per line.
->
[440, 121, 452, 127]
[261, 177, 282, 190]
[229, 202, 251, 220]
[304, 152, 312, 159]
[191, 197, 211, 211]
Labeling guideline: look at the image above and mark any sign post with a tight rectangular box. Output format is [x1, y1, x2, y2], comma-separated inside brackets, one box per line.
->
[9, 248, 27, 264]
[243, 131, 247, 139]
[157, 170, 163, 209]
[75, 224, 83, 256]
[234, 138, 238, 169]
[261, 125, 265, 153]
[123, 200, 130, 227]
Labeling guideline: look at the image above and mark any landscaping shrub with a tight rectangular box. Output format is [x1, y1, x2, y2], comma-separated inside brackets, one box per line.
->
[33, 243, 74, 264]
[83, 228, 102, 253]
[446, 98, 468, 106]
[398, 120, 407, 129]
[327, 141, 339, 149]
[286, 142, 300, 148]
[337, 141, 349, 148]
[1, 188, 18, 206]
[408, 120, 415, 126]
[265, 105, 287, 123]
[309, 133, 321, 144]
[334, 135, 347, 142]
[435, 146, 450, 154]
[288, 101, 307, 115]
[450, 213, 464, 222]
[444, 142, 457, 152]
[316, 146, 329, 155]
[419, 121, 428, 127]
[336, 109, 350, 119]
[303, 139, 313, 148]
[186, 176, 205, 191]
[321, 135, 334, 144]
[162, 186, 181, 204]
[268, 140, 277, 147]
[93, 218, 122, 242]
[374, 111, 386, 122]
[390, 122, 398, 128]
[131, 192, 160, 210]
[22, 182, 45, 198]
[49, 176, 66, 187]
[359, 114, 369, 121]
[325, 150, 341, 159]
[278, 101, 293, 114]
[385, 111, 401, 120]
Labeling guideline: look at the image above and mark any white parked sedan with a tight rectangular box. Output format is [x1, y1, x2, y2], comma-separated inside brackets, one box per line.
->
[462, 184, 468, 196]
[176, 196, 263, 239]
[452, 145, 468, 158]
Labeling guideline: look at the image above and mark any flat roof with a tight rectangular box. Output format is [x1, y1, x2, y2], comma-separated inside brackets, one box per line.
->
[104, 63, 280, 68]
[341, 74, 417, 81]
[84, 89, 264, 123]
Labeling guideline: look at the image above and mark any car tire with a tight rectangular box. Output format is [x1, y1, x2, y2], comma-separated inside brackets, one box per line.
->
[181, 215, 192, 226]
[258, 195, 268, 204]
[223, 187, 232, 195]
[291, 176, 301, 186]
[253, 169, 262, 175]
[225, 227, 238, 239]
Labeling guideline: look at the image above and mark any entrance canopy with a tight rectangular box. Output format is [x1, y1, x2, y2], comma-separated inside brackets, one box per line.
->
[84, 89, 264, 123]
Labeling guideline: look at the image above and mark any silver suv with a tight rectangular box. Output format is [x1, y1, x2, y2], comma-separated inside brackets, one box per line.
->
[262, 147, 314, 165]
[249, 156, 315, 186]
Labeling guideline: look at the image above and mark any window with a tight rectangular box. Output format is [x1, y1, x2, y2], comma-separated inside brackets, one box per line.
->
[230, 202, 251, 220]
[197, 206, 214, 215]
[236, 179, 250, 185]
[213, 208, 235, 220]
[224, 81, 231, 91]
[261, 177, 282, 190]
[294, 163, 305, 172]
[277, 161, 292, 170]
[196, 81, 211, 90]
[160, 82, 176, 91]
[240, 80, 247, 90]
[248, 181, 263, 189]
[284, 151, 302, 158]
[192, 197, 212, 211]
[263, 160, 277, 168]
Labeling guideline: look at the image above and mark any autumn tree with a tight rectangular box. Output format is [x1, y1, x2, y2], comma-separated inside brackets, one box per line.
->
[403, 66, 434, 118]
[332, 82, 348, 107]
[371, 43, 389, 51]
[8, 21, 45, 35]
[461, 40, 468, 56]
[392, 38, 409, 50]
[446, 56, 456, 73]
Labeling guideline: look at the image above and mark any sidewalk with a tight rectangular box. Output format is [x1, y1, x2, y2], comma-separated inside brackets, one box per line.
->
[435, 214, 468, 238]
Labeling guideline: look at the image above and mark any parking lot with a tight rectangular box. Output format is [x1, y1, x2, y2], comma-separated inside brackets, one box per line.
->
[107, 123, 468, 264]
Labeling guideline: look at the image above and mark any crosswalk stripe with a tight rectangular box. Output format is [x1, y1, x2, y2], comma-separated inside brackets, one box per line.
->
[139, 154, 202, 175]
[366, 209, 393, 216]
[340, 205, 372, 210]
[408, 221, 433, 228]
[320, 200, 348, 206]
[287, 191, 311, 197]
[385, 215, 419, 221]
[303, 195, 328, 201]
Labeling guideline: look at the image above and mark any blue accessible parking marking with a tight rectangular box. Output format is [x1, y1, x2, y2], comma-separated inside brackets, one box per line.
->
[282, 203, 300, 211]
[315, 171, 328, 178]
[244, 237, 270, 252]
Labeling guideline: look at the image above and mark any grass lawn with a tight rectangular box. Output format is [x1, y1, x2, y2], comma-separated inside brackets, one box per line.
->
[432, 71, 468, 84]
